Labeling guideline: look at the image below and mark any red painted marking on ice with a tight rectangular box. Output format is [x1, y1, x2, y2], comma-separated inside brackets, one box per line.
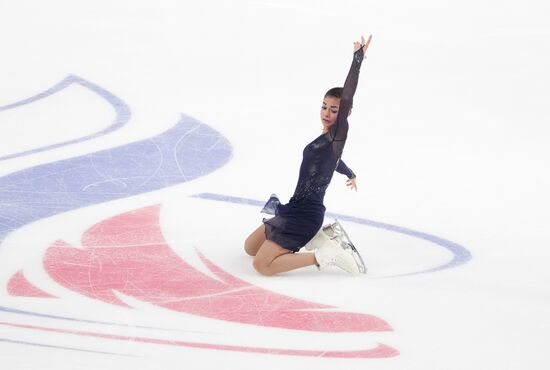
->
[44, 205, 392, 332]
[0, 321, 399, 358]
[7, 271, 56, 298]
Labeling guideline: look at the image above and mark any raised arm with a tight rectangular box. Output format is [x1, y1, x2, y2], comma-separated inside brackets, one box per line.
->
[329, 35, 371, 144]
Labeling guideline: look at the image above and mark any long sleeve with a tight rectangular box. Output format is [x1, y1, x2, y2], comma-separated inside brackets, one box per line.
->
[335, 159, 356, 179]
[329, 47, 364, 145]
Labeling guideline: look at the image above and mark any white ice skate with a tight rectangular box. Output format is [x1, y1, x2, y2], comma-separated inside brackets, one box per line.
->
[314, 244, 360, 275]
[306, 220, 367, 274]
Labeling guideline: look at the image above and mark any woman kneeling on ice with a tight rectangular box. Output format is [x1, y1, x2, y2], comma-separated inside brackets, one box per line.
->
[244, 35, 372, 276]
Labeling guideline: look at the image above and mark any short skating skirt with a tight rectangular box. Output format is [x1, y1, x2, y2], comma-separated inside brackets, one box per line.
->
[263, 200, 325, 253]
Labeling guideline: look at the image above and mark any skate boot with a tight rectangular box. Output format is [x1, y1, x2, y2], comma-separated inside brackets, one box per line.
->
[304, 224, 337, 250]
[314, 244, 360, 275]
[306, 220, 367, 274]
[261, 194, 280, 215]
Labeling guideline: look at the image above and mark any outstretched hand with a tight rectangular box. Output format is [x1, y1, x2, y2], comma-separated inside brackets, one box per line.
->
[346, 178, 358, 191]
[354, 35, 372, 59]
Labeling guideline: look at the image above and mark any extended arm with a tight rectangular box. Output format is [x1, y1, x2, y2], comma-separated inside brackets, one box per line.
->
[336, 159, 358, 191]
[335, 159, 356, 179]
[329, 35, 371, 143]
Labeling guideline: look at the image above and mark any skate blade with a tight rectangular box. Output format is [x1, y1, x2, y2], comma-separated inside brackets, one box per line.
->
[260, 194, 280, 215]
[347, 242, 367, 274]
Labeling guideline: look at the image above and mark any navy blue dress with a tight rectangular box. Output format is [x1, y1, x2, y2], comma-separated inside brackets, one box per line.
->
[263, 47, 364, 252]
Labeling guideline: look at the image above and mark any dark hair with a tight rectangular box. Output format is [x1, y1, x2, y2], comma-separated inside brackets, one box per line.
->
[325, 87, 343, 99]
[324, 87, 352, 109]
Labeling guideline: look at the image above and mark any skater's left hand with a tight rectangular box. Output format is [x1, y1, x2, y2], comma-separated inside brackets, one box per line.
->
[353, 35, 372, 59]
[346, 178, 357, 191]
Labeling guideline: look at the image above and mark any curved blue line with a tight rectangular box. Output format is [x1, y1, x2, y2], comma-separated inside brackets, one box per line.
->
[0, 336, 127, 356]
[0, 75, 131, 161]
[0, 305, 205, 334]
[0, 75, 75, 110]
[191, 193, 472, 276]
[0, 114, 232, 248]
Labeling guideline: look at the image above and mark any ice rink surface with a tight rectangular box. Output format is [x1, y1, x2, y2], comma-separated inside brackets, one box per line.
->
[0, 1, 549, 369]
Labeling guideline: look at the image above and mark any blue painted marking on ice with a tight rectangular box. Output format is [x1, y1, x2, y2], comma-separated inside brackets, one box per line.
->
[192, 193, 472, 275]
[0, 114, 232, 248]
[0, 337, 127, 356]
[0, 305, 206, 334]
[323, 213, 471, 275]
[0, 75, 131, 161]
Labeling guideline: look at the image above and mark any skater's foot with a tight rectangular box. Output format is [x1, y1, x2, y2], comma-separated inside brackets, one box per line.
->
[307, 220, 367, 274]
[314, 244, 360, 275]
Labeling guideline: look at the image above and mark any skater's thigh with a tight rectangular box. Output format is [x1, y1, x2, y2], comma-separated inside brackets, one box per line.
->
[253, 240, 291, 268]
[244, 224, 266, 256]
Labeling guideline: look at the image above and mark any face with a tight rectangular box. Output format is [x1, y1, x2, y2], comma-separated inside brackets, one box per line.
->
[320, 96, 340, 131]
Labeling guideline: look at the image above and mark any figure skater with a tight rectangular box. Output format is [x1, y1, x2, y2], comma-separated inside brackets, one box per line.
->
[244, 35, 372, 276]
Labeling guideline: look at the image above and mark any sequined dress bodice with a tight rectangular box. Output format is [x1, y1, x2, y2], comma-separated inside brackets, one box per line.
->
[289, 133, 339, 204]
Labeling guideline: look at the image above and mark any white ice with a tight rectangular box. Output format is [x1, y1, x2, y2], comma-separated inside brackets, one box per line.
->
[0, 0, 549, 369]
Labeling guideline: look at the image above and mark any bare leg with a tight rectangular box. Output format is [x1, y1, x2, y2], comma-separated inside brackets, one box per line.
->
[253, 240, 317, 276]
[244, 224, 266, 256]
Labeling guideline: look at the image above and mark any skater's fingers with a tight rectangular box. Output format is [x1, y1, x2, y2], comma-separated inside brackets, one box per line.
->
[346, 178, 358, 191]
[363, 35, 372, 59]
[365, 35, 372, 48]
